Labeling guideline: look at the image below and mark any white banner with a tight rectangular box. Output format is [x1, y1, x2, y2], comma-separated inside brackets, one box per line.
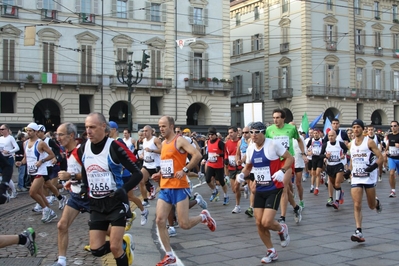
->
[244, 102, 263, 126]
[176, 38, 196, 49]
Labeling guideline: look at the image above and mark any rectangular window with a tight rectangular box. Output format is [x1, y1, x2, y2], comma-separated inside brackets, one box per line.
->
[193, 7, 203, 25]
[150, 97, 161, 115]
[356, 29, 362, 45]
[0, 92, 15, 113]
[375, 69, 381, 90]
[252, 72, 261, 99]
[327, 0, 333, 11]
[43, 0, 54, 9]
[374, 1, 380, 18]
[81, 0, 91, 13]
[234, 75, 242, 95]
[151, 3, 161, 22]
[394, 33, 399, 50]
[81, 44, 92, 83]
[43, 42, 55, 73]
[394, 71, 399, 91]
[117, 0, 127, 19]
[252, 34, 261, 51]
[79, 94, 92, 114]
[327, 25, 333, 41]
[394, 5, 398, 20]
[375, 32, 381, 47]
[282, 0, 288, 13]
[327, 65, 335, 87]
[236, 13, 240, 26]
[254, 6, 259, 20]
[354, 0, 360, 15]
[193, 53, 203, 80]
[2, 39, 15, 80]
[150, 49, 162, 83]
[233, 39, 242, 55]
[282, 67, 289, 89]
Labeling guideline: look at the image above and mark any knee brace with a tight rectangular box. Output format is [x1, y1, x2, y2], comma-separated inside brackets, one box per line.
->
[91, 241, 111, 257]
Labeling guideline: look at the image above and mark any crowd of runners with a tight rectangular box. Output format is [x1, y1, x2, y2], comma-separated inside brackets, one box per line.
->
[0, 109, 398, 265]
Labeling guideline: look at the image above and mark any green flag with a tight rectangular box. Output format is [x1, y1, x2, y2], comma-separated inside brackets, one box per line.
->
[300, 113, 309, 134]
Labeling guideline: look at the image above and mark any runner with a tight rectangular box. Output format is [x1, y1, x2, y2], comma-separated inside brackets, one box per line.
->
[386, 120, 399, 198]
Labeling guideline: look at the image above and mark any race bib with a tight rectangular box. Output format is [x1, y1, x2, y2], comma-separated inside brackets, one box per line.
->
[228, 155, 236, 167]
[208, 153, 217, 163]
[389, 146, 399, 156]
[253, 166, 272, 185]
[352, 159, 370, 178]
[144, 155, 154, 163]
[87, 172, 113, 197]
[274, 136, 289, 150]
[328, 151, 341, 162]
[160, 159, 174, 178]
[28, 165, 38, 174]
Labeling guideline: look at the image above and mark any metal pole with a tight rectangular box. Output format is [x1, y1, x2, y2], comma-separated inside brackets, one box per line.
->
[101, 0, 104, 113]
[128, 86, 132, 131]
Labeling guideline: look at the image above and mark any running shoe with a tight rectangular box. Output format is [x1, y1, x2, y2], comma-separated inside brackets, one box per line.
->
[294, 206, 302, 224]
[32, 203, 42, 213]
[278, 223, 290, 247]
[168, 226, 177, 237]
[125, 211, 137, 231]
[243, 185, 249, 199]
[261, 249, 278, 264]
[2, 191, 10, 204]
[198, 173, 205, 184]
[389, 190, 396, 198]
[123, 233, 135, 265]
[326, 197, 333, 207]
[376, 197, 382, 213]
[156, 254, 176, 266]
[209, 190, 219, 202]
[58, 195, 68, 210]
[245, 207, 254, 217]
[42, 209, 57, 223]
[310, 188, 314, 193]
[21, 227, 37, 256]
[201, 209, 216, 232]
[194, 192, 207, 209]
[332, 200, 339, 210]
[277, 217, 285, 224]
[223, 196, 230, 205]
[46, 195, 55, 205]
[378, 176, 382, 182]
[84, 245, 91, 252]
[339, 190, 345, 204]
[232, 205, 241, 214]
[10, 190, 17, 199]
[299, 200, 305, 209]
[313, 188, 319, 196]
[140, 209, 149, 226]
[142, 201, 150, 208]
[350, 230, 365, 242]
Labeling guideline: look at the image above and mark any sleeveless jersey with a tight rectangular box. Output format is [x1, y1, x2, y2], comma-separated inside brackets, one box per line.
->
[350, 137, 377, 185]
[325, 141, 344, 166]
[387, 133, 399, 160]
[225, 139, 241, 170]
[143, 136, 160, 168]
[83, 138, 120, 199]
[206, 138, 223, 168]
[25, 139, 47, 175]
[160, 136, 189, 189]
[246, 139, 285, 192]
[310, 138, 323, 156]
[67, 145, 83, 194]
[123, 137, 135, 152]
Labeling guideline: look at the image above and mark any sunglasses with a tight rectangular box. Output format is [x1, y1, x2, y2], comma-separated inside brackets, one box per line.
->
[208, 133, 215, 136]
[391, 125, 398, 127]
[250, 130, 265, 135]
[0, 129, 4, 130]
[175, 131, 181, 133]
[242, 131, 249, 134]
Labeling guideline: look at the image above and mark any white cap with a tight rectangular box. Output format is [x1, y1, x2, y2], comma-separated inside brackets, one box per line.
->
[37, 124, 46, 132]
[26, 122, 39, 131]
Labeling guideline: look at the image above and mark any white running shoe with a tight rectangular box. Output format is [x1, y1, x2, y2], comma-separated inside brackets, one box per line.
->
[140, 209, 149, 226]
[243, 185, 249, 199]
[278, 223, 290, 247]
[232, 205, 241, 214]
[168, 226, 177, 237]
[261, 249, 278, 263]
[194, 192, 207, 209]
[32, 203, 42, 213]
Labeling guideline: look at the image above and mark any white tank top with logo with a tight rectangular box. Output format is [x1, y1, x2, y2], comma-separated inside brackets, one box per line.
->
[25, 139, 48, 176]
[350, 137, 377, 185]
[143, 136, 160, 168]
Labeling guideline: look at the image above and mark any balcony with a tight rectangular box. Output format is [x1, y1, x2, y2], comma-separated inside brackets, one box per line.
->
[374, 46, 383, 56]
[185, 80, 232, 96]
[280, 43, 289, 54]
[41, 9, 57, 21]
[110, 76, 173, 93]
[326, 41, 337, 51]
[80, 13, 95, 24]
[1, 5, 18, 18]
[355, 44, 364, 54]
[192, 24, 206, 35]
[272, 88, 293, 100]
[392, 49, 399, 58]
[306, 86, 392, 100]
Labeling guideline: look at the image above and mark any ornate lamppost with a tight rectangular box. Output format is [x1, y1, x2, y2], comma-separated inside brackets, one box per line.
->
[115, 51, 143, 131]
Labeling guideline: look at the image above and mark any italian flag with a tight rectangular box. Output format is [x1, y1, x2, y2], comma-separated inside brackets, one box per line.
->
[41, 73, 58, 84]
[4, 5, 16, 15]
[395, 50, 399, 58]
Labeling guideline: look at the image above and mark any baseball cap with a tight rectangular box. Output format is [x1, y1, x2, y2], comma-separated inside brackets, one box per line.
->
[37, 124, 46, 132]
[250, 121, 266, 131]
[109, 121, 118, 129]
[351, 119, 364, 129]
[26, 122, 39, 131]
[183, 128, 191, 134]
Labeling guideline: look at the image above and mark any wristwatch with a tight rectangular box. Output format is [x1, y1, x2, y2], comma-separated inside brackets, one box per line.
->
[280, 168, 286, 174]
[41, 159, 46, 163]
[70, 174, 76, 181]
[182, 167, 189, 173]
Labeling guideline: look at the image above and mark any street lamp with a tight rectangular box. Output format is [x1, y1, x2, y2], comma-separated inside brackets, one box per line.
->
[115, 51, 143, 131]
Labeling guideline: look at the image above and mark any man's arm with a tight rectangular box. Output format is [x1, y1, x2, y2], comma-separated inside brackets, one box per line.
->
[9, 137, 19, 153]
[177, 136, 201, 171]
[151, 138, 162, 154]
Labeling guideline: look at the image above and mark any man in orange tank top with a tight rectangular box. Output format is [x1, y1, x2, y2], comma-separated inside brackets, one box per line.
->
[152, 116, 217, 266]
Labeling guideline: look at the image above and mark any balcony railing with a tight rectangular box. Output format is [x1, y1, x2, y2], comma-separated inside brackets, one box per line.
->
[306, 85, 393, 100]
[192, 24, 206, 35]
[326, 41, 337, 51]
[272, 88, 293, 99]
[110, 76, 172, 91]
[1, 5, 19, 18]
[80, 13, 95, 24]
[41, 9, 57, 21]
[185, 80, 232, 95]
[374, 46, 383, 56]
[280, 43, 289, 53]
[355, 44, 364, 54]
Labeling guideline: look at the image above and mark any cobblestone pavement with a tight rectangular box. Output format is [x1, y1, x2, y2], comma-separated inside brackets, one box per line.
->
[2, 168, 399, 266]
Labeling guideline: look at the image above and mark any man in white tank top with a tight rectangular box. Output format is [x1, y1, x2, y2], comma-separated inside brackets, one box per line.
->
[139, 125, 162, 207]
[348, 119, 383, 243]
